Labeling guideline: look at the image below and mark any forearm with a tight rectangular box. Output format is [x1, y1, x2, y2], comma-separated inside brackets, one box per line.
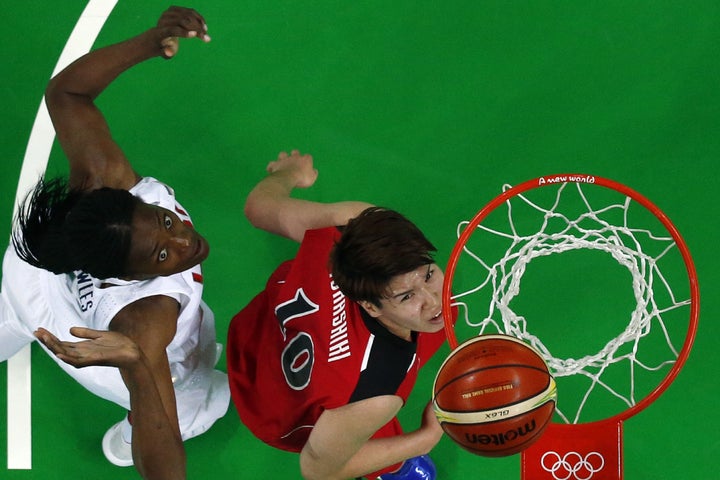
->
[244, 169, 313, 237]
[121, 357, 186, 480]
[339, 427, 441, 479]
[43, 28, 165, 191]
[46, 29, 162, 103]
[245, 170, 372, 242]
[301, 425, 441, 480]
[42, 6, 209, 192]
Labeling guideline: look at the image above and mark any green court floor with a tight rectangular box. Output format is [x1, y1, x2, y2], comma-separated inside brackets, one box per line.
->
[2, 1, 718, 478]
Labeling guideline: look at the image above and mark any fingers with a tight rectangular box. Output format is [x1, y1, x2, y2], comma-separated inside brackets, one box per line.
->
[35, 326, 103, 345]
[269, 151, 315, 173]
[34, 327, 132, 368]
[34, 327, 61, 349]
[155, 6, 210, 59]
[67, 326, 104, 340]
[277, 150, 310, 161]
[34, 328, 81, 365]
[266, 151, 318, 189]
[158, 6, 211, 42]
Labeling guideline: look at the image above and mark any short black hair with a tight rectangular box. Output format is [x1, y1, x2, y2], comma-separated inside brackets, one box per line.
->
[12, 177, 140, 279]
[330, 207, 436, 306]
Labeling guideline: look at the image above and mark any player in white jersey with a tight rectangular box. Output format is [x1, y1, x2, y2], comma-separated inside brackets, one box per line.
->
[0, 7, 228, 480]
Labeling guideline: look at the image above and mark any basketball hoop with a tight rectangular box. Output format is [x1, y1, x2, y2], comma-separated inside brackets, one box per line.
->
[441, 174, 699, 480]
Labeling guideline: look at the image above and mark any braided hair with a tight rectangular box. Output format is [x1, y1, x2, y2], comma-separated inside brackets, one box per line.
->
[12, 177, 140, 279]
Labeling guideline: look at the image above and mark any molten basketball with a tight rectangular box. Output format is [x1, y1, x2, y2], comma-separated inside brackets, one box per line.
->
[433, 334, 557, 457]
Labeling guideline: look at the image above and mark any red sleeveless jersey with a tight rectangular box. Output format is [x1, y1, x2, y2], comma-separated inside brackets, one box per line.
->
[227, 227, 447, 452]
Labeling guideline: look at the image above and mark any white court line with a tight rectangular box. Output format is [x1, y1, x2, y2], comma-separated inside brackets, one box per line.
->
[7, 0, 116, 469]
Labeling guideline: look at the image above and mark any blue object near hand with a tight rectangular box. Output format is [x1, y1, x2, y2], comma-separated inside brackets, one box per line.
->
[377, 455, 437, 480]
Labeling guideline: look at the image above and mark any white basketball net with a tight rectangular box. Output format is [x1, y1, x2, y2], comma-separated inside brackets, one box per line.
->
[452, 180, 691, 424]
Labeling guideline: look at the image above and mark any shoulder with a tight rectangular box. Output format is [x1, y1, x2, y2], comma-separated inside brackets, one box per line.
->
[109, 294, 179, 350]
[129, 177, 175, 205]
[301, 225, 342, 243]
[289, 227, 342, 268]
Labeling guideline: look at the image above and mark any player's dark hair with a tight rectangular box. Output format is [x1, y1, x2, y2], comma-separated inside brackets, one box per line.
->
[12, 177, 139, 279]
[330, 207, 436, 306]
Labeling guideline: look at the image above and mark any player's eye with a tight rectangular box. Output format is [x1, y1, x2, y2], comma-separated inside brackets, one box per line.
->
[425, 268, 434, 282]
[158, 248, 168, 262]
[164, 215, 173, 229]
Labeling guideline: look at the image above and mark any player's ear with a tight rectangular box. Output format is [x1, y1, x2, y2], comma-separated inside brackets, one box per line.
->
[358, 300, 381, 318]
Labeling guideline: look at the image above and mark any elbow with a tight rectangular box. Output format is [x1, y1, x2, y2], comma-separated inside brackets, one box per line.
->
[243, 191, 301, 241]
[299, 465, 314, 480]
[43, 73, 80, 116]
[299, 454, 315, 480]
[243, 192, 284, 235]
[44, 75, 63, 110]
[243, 194, 264, 230]
[299, 445, 330, 480]
[44, 71, 95, 114]
[300, 463, 328, 480]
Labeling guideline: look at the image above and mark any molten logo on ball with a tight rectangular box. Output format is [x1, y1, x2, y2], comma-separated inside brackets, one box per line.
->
[433, 335, 557, 457]
[464, 419, 538, 446]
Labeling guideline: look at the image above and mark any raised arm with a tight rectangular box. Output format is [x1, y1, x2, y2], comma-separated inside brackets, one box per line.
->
[45, 6, 211, 192]
[34, 326, 186, 480]
[244, 150, 373, 242]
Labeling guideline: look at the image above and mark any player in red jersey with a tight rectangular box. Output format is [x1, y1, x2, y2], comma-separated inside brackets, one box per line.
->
[227, 150, 452, 480]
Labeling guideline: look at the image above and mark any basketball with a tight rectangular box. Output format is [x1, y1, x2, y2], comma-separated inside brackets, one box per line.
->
[433, 334, 557, 457]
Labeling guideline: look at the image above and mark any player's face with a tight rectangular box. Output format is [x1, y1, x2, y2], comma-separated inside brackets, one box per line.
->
[363, 263, 445, 341]
[124, 203, 209, 279]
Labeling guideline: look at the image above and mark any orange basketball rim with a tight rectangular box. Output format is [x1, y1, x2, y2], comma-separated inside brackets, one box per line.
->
[440, 173, 699, 480]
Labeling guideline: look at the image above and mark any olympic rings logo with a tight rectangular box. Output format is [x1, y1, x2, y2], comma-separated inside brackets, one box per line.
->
[540, 451, 605, 480]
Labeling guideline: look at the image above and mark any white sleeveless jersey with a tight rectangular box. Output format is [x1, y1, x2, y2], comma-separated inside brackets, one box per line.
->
[1, 177, 229, 440]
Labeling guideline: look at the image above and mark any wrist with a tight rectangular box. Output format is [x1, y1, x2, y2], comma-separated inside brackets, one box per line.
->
[414, 425, 443, 455]
[128, 29, 169, 60]
[115, 343, 145, 372]
[268, 167, 306, 192]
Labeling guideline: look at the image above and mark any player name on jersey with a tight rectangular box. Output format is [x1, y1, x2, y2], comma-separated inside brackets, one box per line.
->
[328, 277, 351, 362]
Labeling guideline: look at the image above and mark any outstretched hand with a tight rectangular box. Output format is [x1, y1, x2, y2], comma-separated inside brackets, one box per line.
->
[34, 327, 142, 370]
[156, 6, 211, 59]
[266, 150, 319, 189]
